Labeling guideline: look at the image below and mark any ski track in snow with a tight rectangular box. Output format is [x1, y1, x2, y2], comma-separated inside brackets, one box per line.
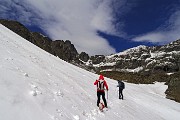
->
[0, 24, 180, 120]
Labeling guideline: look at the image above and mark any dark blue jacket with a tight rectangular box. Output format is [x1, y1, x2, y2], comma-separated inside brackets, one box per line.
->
[117, 81, 125, 89]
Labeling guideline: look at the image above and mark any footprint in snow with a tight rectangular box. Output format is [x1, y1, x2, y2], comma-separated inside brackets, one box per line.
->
[72, 105, 78, 110]
[54, 90, 64, 97]
[50, 115, 59, 120]
[56, 109, 63, 117]
[29, 83, 42, 96]
[24, 73, 29, 77]
[73, 115, 80, 120]
[30, 90, 37, 96]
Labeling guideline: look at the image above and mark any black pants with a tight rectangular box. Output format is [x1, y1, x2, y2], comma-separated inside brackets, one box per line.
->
[119, 89, 123, 99]
[97, 92, 107, 107]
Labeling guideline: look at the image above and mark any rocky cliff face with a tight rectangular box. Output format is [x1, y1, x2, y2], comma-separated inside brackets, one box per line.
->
[85, 42, 180, 74]
[51, 40, 78, 62]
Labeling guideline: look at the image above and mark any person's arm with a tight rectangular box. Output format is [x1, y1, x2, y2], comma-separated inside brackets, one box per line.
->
[94, 80, 99, 85]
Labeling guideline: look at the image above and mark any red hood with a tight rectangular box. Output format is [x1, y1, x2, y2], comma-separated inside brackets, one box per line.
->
[99, 75, 104, 80]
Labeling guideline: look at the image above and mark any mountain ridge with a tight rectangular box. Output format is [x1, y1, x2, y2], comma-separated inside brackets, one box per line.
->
[0, 19, 179, 102]
[0, 19, 79, 62]
[1, 23, 180, 120]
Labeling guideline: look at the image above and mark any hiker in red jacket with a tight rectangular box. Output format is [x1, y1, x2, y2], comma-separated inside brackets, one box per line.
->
[94, 74, 108, 108]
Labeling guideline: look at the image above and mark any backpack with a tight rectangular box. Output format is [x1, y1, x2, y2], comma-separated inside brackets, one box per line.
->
[97, 80, 105, 90]
[118, 81, 125, 89]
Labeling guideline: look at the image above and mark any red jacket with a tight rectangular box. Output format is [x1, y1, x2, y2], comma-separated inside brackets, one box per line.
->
[94, 75, 108, 92]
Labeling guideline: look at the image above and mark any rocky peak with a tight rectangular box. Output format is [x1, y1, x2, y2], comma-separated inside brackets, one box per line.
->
[159, 39, 180, 52]
[79, 52, 89, 62]
[51, 40, 78, 62]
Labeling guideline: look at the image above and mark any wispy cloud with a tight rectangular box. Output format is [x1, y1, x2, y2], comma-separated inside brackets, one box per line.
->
[133, 10, 180, 45]
[0, 0, 128, 55]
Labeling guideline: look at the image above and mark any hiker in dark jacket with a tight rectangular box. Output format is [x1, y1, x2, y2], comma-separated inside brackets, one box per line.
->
[117, 80, 125, 100]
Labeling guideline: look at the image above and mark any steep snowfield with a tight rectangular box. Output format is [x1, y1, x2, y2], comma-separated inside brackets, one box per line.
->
[0, 24, 180, 120]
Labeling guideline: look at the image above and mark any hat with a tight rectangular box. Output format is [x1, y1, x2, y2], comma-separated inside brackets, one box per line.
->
[99, 74, 104, 80]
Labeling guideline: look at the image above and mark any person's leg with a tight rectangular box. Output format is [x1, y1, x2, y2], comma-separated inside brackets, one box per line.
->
[119, 89, 123, 99]
[97, 92, 100, 107]
[119, 88, 121, 99]
[121, 89, 123, 100]
[102, 92, 107, 107]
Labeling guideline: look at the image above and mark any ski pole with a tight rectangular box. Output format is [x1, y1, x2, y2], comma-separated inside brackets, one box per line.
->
[107, 90, 108, 99]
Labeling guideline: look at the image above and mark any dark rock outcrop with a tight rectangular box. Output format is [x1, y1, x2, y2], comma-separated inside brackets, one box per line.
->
[79, 52, 89, 62]
[31, 32, 52, 53]
[90, 55, 105, 64]
[165, 72, 180, 102]
[51, 40, 78, 62]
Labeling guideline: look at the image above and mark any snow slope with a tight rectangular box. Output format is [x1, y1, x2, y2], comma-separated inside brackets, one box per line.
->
[0, 24, 180, 120]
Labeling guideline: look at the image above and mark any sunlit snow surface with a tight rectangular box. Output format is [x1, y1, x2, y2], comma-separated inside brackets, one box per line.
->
[0, 24, 180, 120]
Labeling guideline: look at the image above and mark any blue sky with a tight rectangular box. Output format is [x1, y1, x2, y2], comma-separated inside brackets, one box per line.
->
[0, 0, 180, 55]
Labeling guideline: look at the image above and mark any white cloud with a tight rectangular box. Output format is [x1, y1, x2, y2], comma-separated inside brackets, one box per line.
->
[133, 10, 180, 45]
[1, 0, 129, 55]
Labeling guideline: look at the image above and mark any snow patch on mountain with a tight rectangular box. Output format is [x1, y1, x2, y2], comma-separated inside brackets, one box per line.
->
[107, 45, 148, 58]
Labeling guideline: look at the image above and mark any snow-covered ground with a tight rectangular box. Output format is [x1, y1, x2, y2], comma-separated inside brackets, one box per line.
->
[0, 24, 180, 120]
